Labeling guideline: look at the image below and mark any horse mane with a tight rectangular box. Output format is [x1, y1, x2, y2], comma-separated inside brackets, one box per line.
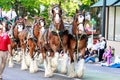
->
[72, 18, 78, 35]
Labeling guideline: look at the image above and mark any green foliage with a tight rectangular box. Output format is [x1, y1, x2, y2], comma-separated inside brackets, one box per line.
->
[0, 0, 99, 26]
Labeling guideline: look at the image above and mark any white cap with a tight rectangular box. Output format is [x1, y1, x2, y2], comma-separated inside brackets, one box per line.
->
[99, 34, 102, 38]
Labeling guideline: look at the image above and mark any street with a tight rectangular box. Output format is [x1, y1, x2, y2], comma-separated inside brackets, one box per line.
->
[2, 63, 120, 80]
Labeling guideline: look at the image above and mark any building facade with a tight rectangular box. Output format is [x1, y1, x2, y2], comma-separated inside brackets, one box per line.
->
[92, 0, 120, 57]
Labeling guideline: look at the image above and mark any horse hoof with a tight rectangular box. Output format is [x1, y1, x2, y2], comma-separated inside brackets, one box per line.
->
[44, 73, 53, 78]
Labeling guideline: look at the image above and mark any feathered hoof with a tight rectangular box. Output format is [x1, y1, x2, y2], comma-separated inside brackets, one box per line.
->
[68, 73, 76, 78]
[8, 57, 14, 68]
[33, 60, 39, 72]
[29, 60, 35, 73]
[67, 63, 76, 78]
[76, 59, 85, 78]
[51, 67, 57, 72]
[21, 54, 28, 70]
[44, 70, 53, 77]
[21, 61, 28, 70]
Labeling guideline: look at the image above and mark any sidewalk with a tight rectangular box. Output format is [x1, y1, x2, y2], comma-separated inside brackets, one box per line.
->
[84, 63, 120, 80]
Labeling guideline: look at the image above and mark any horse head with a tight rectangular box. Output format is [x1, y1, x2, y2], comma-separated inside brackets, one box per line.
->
[31, 17, 46, 40]
[15, 18, 25, 32]
[72, 9, 85, 35]
[51, 2, 64, 31]
[38, 17, 46, 29]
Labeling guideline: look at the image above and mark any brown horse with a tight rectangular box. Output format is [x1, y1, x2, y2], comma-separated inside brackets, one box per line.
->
[42, 2, 69, 77]
[18, 25, 31, 70]
[7, 18, 25, 67]
[10, 18, 25, 50]
[67, 9, 88, 78]
[26, 17, 46, 73]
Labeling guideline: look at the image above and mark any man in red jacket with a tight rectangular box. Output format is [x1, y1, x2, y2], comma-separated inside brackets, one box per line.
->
[0, 24, 12, 79]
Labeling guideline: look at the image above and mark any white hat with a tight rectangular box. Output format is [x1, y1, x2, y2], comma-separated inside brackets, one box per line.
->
[99, 34, 102, 38]
[101, 37, 105, 40]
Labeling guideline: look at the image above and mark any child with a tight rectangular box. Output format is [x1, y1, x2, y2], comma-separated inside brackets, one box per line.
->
[102, 46, 112, 65]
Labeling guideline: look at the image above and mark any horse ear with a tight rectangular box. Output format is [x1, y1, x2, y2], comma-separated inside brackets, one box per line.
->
[59, 2, 61, 7]
[52, 3, 55, 7]
[44, 19, 46, 25]
[82, 9, 85, 15]
[73, 15, 77, 21]
[76, 9, 79, 13]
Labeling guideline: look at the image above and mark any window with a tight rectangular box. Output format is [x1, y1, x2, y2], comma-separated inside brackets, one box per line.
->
[108, 7, 115, 40]
[115, 7, 120, 41]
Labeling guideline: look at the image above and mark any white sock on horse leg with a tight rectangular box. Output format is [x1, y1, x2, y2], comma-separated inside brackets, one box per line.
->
[25, 54, 31, 67]
[68, 62, 76, 78]
[59, 53, 68, 74]
[16, 51, 21, 63]
[76, 59, 85, 78]
[21, 54, 28, 70]
[44, 57, 53, 77]
[8, 56, 14, 68]
[51, 52, 59, 72]
[38, 53, 44, 64]
[29, 59, 35, 73]
[33, 59, 38, 72]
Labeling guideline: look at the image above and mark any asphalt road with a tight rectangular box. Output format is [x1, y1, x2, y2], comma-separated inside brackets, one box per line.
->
[2, 63, 120, 80]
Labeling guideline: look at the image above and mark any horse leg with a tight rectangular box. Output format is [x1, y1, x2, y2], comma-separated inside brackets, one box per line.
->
[68, 50, 76, 78]
[75, 47, 85, 78]
[8, 48, 14, 68]
[44, 52, 53, 77]
[51, 51, 59, 72]
[29, 46, 37, 73]
[58, 50, 68, 74]
[21, 48, 28, 70]
[8, 44, 15, 68]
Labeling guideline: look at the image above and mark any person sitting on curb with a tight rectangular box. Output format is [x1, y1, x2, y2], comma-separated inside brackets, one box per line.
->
[85, 49, 98, 63]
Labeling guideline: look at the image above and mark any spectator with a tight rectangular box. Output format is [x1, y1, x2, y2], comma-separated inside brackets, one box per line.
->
[84, 48, 91, 59]
[6, 6, 17, 38]
[85, 49, 98, 63]
[102, 46, 112, 65]
[0, 24, 12, 79]
[92, 39, 101, 55]
[0, 6, 6, 22]
[98, 37, 106, 62]
[6, 6, 17, 28]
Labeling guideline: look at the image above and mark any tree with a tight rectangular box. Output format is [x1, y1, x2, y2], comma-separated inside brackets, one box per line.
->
[0, 0, 99, 26]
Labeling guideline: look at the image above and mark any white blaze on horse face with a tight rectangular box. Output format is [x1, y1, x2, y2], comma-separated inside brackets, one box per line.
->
[78, 15, 84, 23]
[40, 20, 44, 27]
[77, 15, 84, 32]
[55, 14, 60, 23]
[54, 7, 60, 23]
[17, 24, 23, 32]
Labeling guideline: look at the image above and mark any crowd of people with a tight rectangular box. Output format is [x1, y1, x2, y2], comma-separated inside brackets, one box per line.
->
[84, 35, 113, 66]
[0, 6, 17, 28]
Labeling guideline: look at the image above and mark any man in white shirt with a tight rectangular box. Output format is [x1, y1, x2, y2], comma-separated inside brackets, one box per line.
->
[6, 6, 17, 21]
[0, 6, 6, 21]
[6, 6, 17, 38]
[99, 38, 106, 62]
[6, 6, 17, 27]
